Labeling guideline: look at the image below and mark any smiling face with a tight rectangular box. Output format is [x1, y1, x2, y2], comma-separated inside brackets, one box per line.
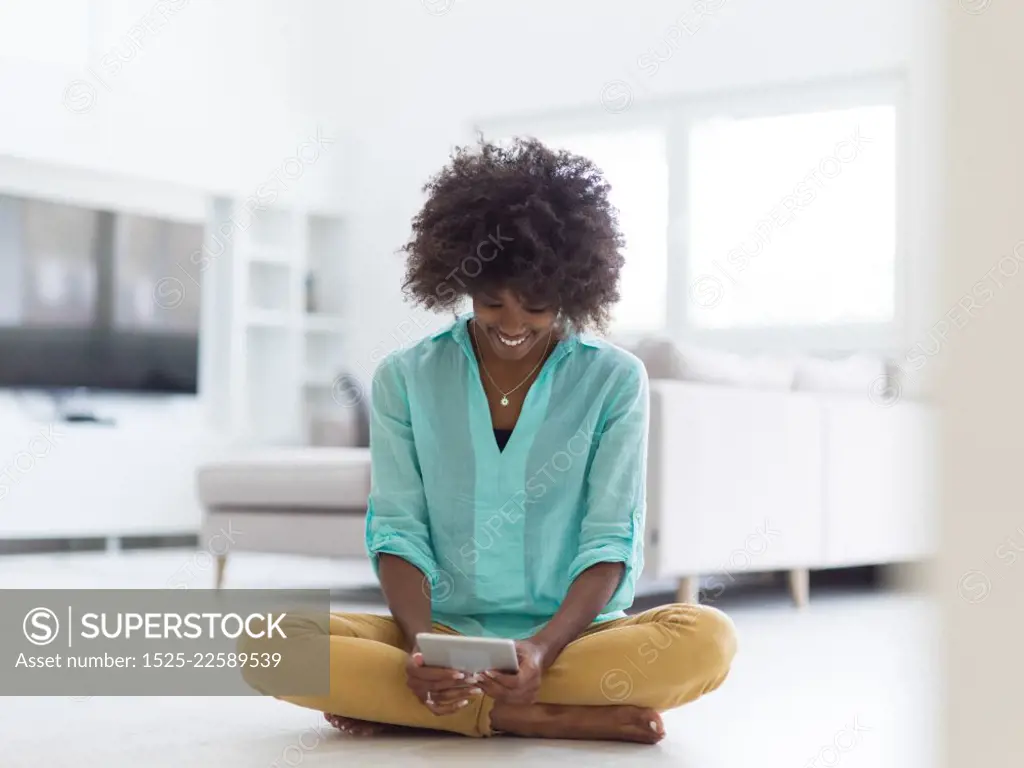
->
[471, 288, 559, 362]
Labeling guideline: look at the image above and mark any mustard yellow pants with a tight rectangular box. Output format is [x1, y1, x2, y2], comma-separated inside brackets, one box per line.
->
[241, 603, 737, 738]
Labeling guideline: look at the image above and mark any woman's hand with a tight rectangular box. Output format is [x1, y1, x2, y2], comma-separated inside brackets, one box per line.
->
[476, 639, 549, 705]
[405, 650, 483, 716]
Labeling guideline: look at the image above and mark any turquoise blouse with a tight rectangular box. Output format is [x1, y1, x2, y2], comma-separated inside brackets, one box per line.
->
[364, 312, 649, 640]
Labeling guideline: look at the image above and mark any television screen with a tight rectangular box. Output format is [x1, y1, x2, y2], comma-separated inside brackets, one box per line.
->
[0, 195, 202, 394]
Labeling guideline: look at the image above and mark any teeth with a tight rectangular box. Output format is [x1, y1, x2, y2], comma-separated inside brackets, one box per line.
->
[497, 332, 528, 347]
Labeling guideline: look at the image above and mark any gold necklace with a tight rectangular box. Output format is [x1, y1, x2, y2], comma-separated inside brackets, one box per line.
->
[473, 321, 554, 406]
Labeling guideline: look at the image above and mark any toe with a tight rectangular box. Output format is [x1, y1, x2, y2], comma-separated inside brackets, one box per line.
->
[649, 713, 665, 736]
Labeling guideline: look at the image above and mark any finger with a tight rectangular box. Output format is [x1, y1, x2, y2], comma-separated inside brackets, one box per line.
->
[482, 670, 519, 689]
[431, 686, 483, 705]
[410, 666, 467, 683]
[475, 676, 511, 700]
[411, 660, 464, 677]
[426, 697, 475, 716]
[424, 679, 482, 695]
[413, 681, 481, 702]
[419, 678, 480, 695]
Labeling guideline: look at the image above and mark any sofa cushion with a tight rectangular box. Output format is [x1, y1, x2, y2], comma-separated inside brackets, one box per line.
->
[197, 447, 371, 509]
[625, 337, 686, 379]
[625, 337, 795, 390]
[309, 372, 370, 447]
[674, 343, 796, 390]
[792, 354, 888, 393]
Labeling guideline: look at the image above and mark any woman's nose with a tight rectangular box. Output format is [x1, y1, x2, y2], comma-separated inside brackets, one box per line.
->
[497, 308, 527, 335]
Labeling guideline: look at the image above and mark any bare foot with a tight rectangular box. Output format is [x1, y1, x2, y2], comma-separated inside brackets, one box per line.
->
[323, 713, 399, 737]
[490, 702, 665, 744]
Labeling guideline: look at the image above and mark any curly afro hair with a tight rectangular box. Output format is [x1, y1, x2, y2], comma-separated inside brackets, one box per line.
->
[399, 135, 625, 333]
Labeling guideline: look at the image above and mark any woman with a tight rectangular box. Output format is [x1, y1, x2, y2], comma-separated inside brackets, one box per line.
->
[244, 137, 737, 744]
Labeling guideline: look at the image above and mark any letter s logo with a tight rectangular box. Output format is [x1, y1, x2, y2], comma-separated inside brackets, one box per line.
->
[23, 608, 60, 646]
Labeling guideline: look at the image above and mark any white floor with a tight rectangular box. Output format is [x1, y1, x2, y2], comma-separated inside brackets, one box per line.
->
[0, 550, 937, 767]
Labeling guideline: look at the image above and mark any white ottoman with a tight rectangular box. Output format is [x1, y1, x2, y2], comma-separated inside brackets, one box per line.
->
[196, 447, 371, 588]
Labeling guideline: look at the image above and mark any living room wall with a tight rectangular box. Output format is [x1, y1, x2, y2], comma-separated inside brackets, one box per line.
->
[0, 0, 944, 397]
[0, 0, 351, 212]
[333, 0, 942, 392]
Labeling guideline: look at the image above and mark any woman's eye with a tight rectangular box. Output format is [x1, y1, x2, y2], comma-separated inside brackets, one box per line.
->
[525, 307, 549, 314]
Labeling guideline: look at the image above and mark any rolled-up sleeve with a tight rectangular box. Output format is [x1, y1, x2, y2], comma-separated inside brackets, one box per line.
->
[363, 354, 438, 580]
[567, 361, 649, 602]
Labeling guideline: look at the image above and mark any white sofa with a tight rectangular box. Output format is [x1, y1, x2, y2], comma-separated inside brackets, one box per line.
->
[197, 447, 371, 588]
[197, 353, 937, 605]
[644, 379, 937, 605]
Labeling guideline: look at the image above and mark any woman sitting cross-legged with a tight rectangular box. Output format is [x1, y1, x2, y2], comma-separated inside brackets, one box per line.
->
[241, 136, 737, 743]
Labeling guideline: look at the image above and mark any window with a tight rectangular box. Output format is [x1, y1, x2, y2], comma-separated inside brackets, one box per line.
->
[477, 77, 902, 347]
[686, 105, 897, 330]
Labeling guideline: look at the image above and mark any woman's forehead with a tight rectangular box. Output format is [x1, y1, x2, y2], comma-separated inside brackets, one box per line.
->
[478, 285, 555, 305]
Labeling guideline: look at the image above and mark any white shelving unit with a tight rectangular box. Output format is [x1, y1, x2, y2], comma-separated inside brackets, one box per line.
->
[200, 197, 347, 446]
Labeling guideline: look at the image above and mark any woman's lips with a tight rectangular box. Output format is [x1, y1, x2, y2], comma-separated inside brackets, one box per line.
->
[494, 329, 530, 347]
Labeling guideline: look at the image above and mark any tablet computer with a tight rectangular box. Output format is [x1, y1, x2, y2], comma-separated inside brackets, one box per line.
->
[415, 633, 519, 674]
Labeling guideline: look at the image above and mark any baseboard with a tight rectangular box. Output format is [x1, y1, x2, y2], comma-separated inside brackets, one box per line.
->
[0, 533, 199, 556]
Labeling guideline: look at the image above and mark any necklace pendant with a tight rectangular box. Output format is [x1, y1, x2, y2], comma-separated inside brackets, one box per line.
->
[500, 396, 509, 406]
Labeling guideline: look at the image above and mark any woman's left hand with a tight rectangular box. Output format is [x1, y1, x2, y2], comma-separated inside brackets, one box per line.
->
[476, 639, 549, 705]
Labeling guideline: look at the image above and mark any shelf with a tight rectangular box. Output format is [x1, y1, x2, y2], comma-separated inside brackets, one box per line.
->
[302, 314, 346, 334]
[207, 194, 348, 446]
[303, 371, 337, 388]
[246, 245, 295, 266]
[244, 311, 346, 332]
[246, 309, 293, 329]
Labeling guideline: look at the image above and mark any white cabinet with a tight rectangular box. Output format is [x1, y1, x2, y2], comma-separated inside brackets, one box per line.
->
[199, 198, 347, 447]
[0, 395, 231, 539]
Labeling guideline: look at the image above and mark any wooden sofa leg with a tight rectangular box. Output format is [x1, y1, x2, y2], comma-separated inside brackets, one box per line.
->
[788, 568, 809, 607]
[215, 554, 228, 590]
[676, 576, 700, 604]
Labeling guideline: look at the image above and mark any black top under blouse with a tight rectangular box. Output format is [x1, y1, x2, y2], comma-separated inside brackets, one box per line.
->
[494, 428, 513, 452]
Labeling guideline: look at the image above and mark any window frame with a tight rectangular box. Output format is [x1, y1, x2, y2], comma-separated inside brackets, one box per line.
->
[471, 71, 909, 354]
